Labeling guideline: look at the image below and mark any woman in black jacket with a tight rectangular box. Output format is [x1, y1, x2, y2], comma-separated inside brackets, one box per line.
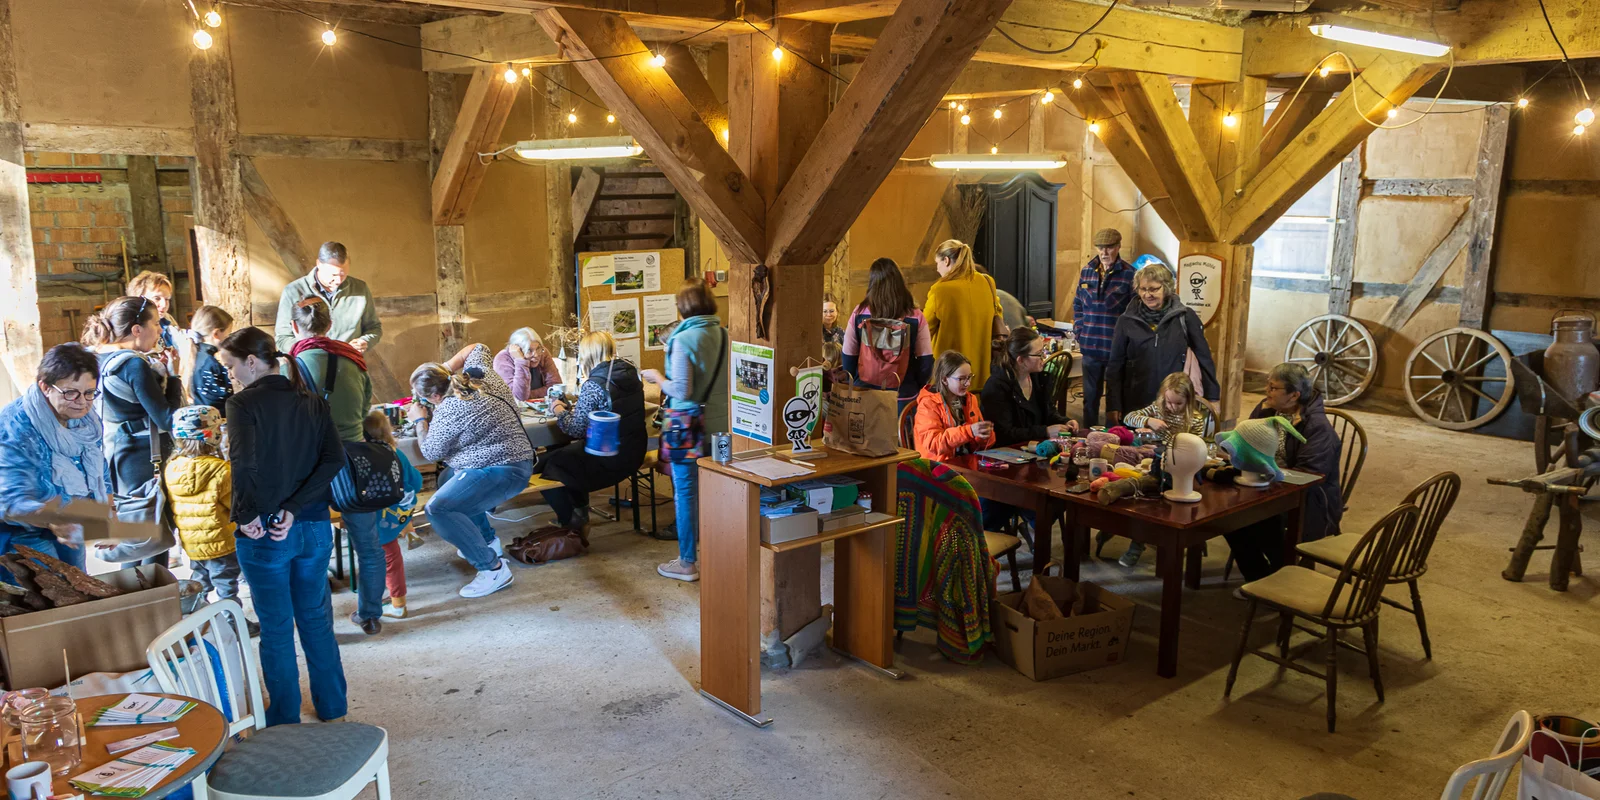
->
[980, 327, 1079, 446]
[540, 332, 647, 535]
[1105, 263, 1220, 423]
[218, 327, 349, 727]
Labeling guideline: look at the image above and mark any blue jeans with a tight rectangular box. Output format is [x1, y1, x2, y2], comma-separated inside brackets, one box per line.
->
[670, 460, 699, 563]
[1, 531, 87, 577]
[1080, 353, 1107, 428]
[340, 511, 383, 622]
[426, 461, 533, 572]
[235, 519, 347, 726]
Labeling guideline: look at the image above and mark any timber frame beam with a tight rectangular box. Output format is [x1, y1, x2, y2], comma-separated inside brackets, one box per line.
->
[1109, 71, 1221, 242]
[431, 65, 519, 225]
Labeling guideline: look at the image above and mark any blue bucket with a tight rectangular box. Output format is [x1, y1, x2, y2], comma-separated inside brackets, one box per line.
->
[585, 410, 621, 456]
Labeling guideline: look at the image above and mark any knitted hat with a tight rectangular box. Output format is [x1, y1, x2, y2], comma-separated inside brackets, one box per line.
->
[1216, 416, 1304, 480]
[1092, 228, 1122, 247]
[173, 405, 223, 442]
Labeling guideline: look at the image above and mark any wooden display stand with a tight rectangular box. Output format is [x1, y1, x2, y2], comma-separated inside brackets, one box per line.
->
[696, 445, 917, 727]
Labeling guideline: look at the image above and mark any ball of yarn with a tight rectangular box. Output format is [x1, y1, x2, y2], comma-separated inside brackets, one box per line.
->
[1089, 476, 1111, 492]
[1087, 431, 1121, 451]
[1107, 425, 1136, 445]
[1036, 440, 1062, 459]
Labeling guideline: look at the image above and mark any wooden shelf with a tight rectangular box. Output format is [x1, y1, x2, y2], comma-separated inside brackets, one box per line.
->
[761, 513, 901, 553]
[698, 445, 919, 488]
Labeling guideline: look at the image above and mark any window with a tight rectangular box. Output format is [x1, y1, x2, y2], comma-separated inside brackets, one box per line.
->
[1252, 166, 1340, 279]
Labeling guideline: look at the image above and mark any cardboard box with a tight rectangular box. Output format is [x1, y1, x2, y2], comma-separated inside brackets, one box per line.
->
[760, 510, 820, 545]
[991, 576, 1135, 680]
[0, 565, 180, 689]
[818, 506, 865, 532]
[18, 498, 162, 544]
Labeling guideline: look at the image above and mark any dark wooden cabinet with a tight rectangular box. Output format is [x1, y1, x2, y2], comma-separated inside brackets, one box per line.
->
[966, 174, 1062, 320]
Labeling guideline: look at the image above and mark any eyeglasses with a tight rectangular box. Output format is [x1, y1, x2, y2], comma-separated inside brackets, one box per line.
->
[951, 374, 974, 384]
[48, 385, 101, 403]
[1265, 383, 1288, 394]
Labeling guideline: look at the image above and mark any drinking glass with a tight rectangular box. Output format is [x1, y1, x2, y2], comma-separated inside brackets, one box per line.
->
[19, 696, 80, 775]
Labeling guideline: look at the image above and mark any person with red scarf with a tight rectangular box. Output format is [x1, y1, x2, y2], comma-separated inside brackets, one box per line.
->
[288, 298, 384, 635]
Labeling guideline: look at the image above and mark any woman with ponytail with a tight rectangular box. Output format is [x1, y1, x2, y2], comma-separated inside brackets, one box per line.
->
[406, 343, 534, 600]
[923, 240, 1007, 390]
[218, 326, 349, 726]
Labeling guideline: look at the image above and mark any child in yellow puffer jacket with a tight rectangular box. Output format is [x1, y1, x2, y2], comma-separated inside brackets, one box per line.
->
[164, 405, 241, 602]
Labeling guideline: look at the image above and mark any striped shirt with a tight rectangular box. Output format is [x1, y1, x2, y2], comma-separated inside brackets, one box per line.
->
[1070, 257, 1134, 358]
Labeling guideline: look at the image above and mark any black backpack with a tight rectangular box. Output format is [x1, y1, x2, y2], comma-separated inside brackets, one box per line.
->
[295, 352, 405, 513]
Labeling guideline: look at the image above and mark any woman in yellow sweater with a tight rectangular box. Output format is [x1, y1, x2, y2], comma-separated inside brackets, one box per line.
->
[924, 240, 1007, 390]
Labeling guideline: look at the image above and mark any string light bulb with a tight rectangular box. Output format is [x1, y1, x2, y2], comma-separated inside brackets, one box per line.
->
[990, 145, 998, 155]
[1577, 107, 1596, 126]
[649, 52, 666, 68]
[949, 100, 957, 110]
[1516, 97, 1529, 109]
[771, 45, 784, 62]
[959, 113, 970, 126]
[321, 28, 336, 46]
[1576, 124, 1589, 136]
[203, 9, 221, 27]
[721, 128, 730, 143]
[992, 108, 1003, 119]
[957, 102, 965, 112]
[1072, 78, 1083, 90]
[521, 67, 532, 77]
[567, 110, 578, 124]
[503, 67, 518, 84]
[192, 28, 213, 49]
[1088, 120, 1101, 135]
[1222, 112, 1238, 128]
[606, 113, 616, 124]
[1386, 107, 1399, 120]
[1041, 90, 1055, 105]
[1319, 65, 1332, 78]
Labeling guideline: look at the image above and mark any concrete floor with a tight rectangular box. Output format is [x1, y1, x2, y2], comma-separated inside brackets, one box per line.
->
[276, 398, 1597, 799]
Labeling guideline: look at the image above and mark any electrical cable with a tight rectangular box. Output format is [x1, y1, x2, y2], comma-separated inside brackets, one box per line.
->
[988, 0, 1118, 56]
[1536, 0, 1590, 101]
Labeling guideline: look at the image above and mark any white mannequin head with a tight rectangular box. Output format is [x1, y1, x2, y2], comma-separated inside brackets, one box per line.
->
[1163, 432, 1207, 503]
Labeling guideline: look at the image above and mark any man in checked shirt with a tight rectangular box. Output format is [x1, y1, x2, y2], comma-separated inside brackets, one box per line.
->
[1072, 228, 1134, 428]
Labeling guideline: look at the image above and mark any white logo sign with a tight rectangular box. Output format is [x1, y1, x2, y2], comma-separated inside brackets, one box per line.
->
[1177, 253, 1223, 326]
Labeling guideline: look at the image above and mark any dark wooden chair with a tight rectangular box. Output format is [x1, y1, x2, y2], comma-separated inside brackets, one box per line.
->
[1297, 471, 1460, 659]
[898, 401, 917, 449]
[1042, 350, 1075, 420]
[1225, 502, 1420, 733]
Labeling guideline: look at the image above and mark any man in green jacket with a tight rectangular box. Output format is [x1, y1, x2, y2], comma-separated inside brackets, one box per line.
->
[274, 241, 383, 354]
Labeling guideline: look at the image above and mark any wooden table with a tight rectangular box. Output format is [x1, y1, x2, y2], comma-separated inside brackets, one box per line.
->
[697, 446, 918, 727]
[942, 455, 1073, 579]
[49, 694, 227, 799]
[1052, 478, 1320, 678]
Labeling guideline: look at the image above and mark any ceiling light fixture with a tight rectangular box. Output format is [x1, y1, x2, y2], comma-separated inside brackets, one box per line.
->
[1308, 23, 1450, 58]
[1088, 121, 1102, 135]
[1041, 91, 1055, 104]
[193, 29, 213, 49]
[515, 136, 643, 161]
[959, 114, 971, 125]
[321, 28, 336, 46]
[649, 52, 666, 68]
[203, 9, 221, 27]
[992, 108, 1003, 119]
[1517, 97, 1529, 109]
[1222, 112, 1238, 128]
[503, 67, 518, 83]
[771, 46, 784, 62]
[1577, 107, 1596, 126]
[930, 153, 1068, 171]
[1072, 78, 1083, 89]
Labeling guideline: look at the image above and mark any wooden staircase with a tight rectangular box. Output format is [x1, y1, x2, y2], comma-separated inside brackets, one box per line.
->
[571, 165, 685, 253]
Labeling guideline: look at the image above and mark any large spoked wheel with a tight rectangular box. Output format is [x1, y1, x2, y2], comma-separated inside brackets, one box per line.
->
[1284, 314, 1377, 407]
[1403, 327, 1514, 431]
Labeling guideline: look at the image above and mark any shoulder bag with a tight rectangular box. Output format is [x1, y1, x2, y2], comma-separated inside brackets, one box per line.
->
[296, 352, 405, 513]
[659, 329, 727, 464]
[96, 350, 176, 561]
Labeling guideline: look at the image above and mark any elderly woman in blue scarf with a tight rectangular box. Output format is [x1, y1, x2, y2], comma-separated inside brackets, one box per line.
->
[0, 343, 109, 572]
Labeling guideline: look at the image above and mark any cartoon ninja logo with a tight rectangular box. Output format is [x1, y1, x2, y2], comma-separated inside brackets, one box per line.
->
[784, 395, 815, 451]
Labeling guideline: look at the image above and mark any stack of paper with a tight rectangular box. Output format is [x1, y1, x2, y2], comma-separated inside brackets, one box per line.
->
[88, 694, 197, 727]
[70, 743, 196, 797]
[759, 488, 806, 518]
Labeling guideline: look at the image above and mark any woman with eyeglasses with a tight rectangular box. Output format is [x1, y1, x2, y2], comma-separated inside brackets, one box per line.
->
[0, 344, 107, 572]
[83, 295, 184, 566]
[913, 351, 994, 463]
[980, 327, 1078, 447]
[494, 327, 563, 402]
[1105, 262, 1219, 425]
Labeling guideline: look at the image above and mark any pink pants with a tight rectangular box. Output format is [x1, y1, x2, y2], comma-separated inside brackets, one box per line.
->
[381, 539, 407, 599]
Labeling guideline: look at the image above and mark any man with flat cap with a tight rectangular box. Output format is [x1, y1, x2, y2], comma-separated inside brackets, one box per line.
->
[1071, 228, 1134, 427]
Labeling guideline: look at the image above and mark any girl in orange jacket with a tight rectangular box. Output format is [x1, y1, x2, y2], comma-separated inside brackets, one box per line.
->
[914, 351, 995, 462]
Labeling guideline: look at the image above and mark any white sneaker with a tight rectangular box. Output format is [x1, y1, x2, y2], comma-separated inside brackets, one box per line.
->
[459, 560, 514, 598]
[490, 537, 505, 559]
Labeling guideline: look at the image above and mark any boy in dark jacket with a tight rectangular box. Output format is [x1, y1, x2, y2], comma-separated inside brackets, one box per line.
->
[188, 305, 234, 416]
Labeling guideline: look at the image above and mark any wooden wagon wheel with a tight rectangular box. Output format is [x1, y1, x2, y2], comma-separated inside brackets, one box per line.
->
[1284, 314, 1377, 406]
[1403, 327, 1514, 431]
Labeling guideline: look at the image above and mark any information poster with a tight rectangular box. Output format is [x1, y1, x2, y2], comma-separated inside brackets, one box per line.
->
[589, 298, 639, 339]
[612, 251, 661, 294]
[729, 341, 775, 444]
[615, 337, 641, 366]
[1177, 253, 1223, 326]
[580, 254, 614, 287]
[642, 295, 678, 351]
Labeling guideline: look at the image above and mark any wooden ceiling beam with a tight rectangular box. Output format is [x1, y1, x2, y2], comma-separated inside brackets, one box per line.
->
[431, 65, 519, 224]
[764, 0, 1015, 267]
[1070, 84, 1184, 237]
[1244, 0, 1589, 77]
[1109, 71, 1220, 241]
[222, 0, 484, 26]
[535, 7, 766, 264]
[1223, 56, 1443, 244]
[1259, 87, 1331, 164]
[421, 12, 747, 71]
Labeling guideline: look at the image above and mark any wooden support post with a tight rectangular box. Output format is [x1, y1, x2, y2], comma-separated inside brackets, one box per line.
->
[1503, 491, 1553, 582]
[1378, 207, 1471, 336]
[1231, 76, 1267, 196]
[544, 66, 576, 329]
[428, 72, 469, 357]
[1459, 103, 1509, 330]
[1109, 71, 1220, 242]
[126, 157, 166, 274]
[1260, 88, 1333, 164]
[1072, 85, 1183, 238]
[432, 66, 519, 226]
[0, 0, 40, 397]
[239, 156, 312, 275]
[1180, 240, 1255, 429]
[1328, 144, 1363, 317]
[189, 20, 250, 326]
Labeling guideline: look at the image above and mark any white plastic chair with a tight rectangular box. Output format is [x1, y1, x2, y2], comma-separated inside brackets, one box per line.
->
[146, 599, 391, 800]
[1440, 710, 1534, 800]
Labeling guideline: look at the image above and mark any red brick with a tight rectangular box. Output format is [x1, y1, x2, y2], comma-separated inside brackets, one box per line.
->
[31, 152, 72, 167]
[82, 197, 126, 212]
[96, 243, 123, 256]
[31, 227, 46, 243]
[51, 228, 84, 243]
[31, 212, 54, 227]
[72, 154, 105, 167]
[55, 211, 91, 227]
[39, 196, 77, 212]
[94, 212, 129, 228]
[86, 227, 122, 243]
[60, 243, 97, 259]
[50, 260, 79, 274]
[32, 243, 59, 259]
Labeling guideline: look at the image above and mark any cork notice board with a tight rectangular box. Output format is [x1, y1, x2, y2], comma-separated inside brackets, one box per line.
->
[577, 248, 685, 376]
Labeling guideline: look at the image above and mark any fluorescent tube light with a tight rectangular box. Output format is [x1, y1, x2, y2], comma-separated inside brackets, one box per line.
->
[929, 153, 1067, 170]
[1307, 24, 1450, 58]
[514, 136, 643, 160]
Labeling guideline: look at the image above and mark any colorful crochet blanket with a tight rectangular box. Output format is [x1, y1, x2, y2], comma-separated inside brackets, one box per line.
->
[894, 458, 997, 664]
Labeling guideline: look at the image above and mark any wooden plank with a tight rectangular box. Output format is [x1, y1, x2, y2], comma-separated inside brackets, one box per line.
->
[538, 8, 766, 264]
[662, 44, 729, 140]
[1368, 177, 1473, 197]
[1110, 71, 1220, 241]
[1260, 88, 1331, 163]
[220, 0, 475, 25]
[126, 156, 166, 273]
[1459, 103, 1510, 330]
[1493, 292, 1600, 312]
[1377, 208, 1471, 335]
[1223, 56, 1442, 244]
[238, 156, 312, 276]
[1232, 76, 1267, 194]
[238, 134, 427, 162]
[431, 65, 518, 225]
[1027, 98, 1044, 153]
[1250, 276, 1464, 304]
[21, 123, 194, 156]
[1189, 82, 1238, 199]
[830, 464, 896, 667]
[700, 469, 763, 717]
[728, 21, 832, 215]
[1328, 144, 1362, 316]
[1507, 179, 1600, 196]
[428, 71, 467, 357]
[189, 21, 250, 328]
[0, 0, 39, 396]
[466, 288, 554, 314]
[778, 0, 898, 22]
[569, 167, 602, 245]
[544, 64, 576, 328]
[1071, 85, 1183, 238]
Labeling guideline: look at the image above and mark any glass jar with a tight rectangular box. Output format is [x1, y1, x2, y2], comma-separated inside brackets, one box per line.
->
[2, 688, 49, 735]
[19, 695, 81, 775]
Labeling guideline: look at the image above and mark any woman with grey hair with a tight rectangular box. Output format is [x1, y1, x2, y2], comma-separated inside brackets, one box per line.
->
[1105, 261, 1219, 424]
[494, 327, 563, 402]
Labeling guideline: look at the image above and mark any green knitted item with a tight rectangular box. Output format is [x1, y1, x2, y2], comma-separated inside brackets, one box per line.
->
[1217, 416, 1304, 480]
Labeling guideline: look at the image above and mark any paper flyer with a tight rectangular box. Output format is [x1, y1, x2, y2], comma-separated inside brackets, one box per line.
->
[612, 251, 662, 294]
[615, 337, 641, 366]
[580, 254, 614, 288]
[642, 295, 678, 351]
[588, 298, 639, 340]
[730, 341, 775, 444]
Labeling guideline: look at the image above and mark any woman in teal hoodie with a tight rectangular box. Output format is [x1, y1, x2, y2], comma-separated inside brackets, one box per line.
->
[641, 280, 728, 583]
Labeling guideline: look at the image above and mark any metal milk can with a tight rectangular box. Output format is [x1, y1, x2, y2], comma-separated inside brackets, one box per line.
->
[1545, 312, 1600, 402]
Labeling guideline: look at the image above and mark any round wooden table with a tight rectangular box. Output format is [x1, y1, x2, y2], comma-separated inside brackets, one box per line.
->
[48, 693, 227, 799]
